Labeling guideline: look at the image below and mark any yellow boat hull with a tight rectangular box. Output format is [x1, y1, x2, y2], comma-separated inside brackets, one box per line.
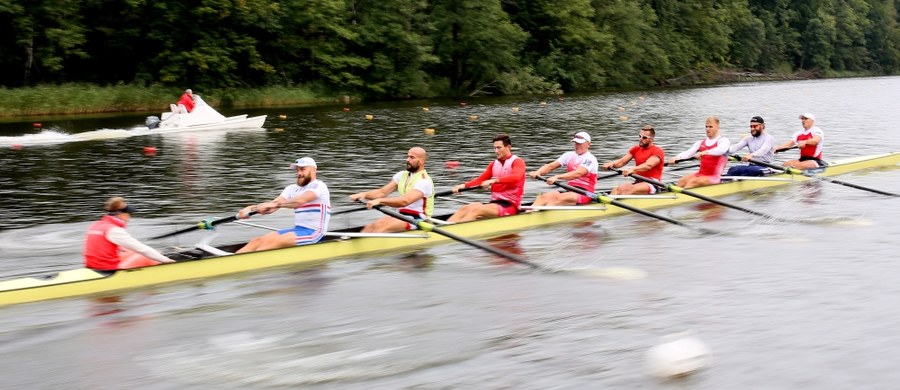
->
[1, 152, 898, 306]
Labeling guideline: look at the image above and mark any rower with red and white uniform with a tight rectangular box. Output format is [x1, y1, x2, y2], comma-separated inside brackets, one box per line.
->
[776, 112, 825, 170]
[84, 197, 175, 270]
[449, 133, 526, 222]
[667, 116, 731, 189]
[529, 131, 600, 205]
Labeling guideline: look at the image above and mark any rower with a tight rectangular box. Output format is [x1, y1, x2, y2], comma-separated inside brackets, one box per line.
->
[667, 116, 731, 189]
[448, 133, 526, 222]
[236, 157, 331, 253]
[528, 131, 600, 206]
[84, 197, 175, 270]
[726, 116, 776, 176]
[602, 125, 666, 195]
[775, 112, 825, 170]
[349, 147, 435, 233]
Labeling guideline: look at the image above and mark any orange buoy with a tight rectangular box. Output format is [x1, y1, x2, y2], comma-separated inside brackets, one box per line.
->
[424, 128, 436, 135]
[469, 115, 478, 121]
[365, 114, 374, 120]
[459, 101, 467, 107]
[143, 146, 157, 155]
[444, 161, 460, 169]
[32, 123, 41, 128]
[343, 107, 350, 112]
[422, 107, 430, 111]
[278, 114, 287, 119]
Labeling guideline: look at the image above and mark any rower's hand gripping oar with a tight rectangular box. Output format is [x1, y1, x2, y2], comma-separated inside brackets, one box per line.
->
[610, 169, 790, 221]
[729, 154, 900, 197]
[355, 199, 546, 270]
[534, 175, 717, 235]
[151, 211, 259, 240]
[336, 187, 479, 216]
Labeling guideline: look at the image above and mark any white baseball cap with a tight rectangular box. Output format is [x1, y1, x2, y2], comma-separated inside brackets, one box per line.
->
[799, 113, 815, 121]
[290, 157, 317, 169]
[572, 131, 591, 144]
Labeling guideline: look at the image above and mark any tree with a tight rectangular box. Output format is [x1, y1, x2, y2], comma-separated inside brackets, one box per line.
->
[428, 0, 529, 95]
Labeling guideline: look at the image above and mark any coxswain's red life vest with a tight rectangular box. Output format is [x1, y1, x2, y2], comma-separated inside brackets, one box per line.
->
[84, 215, 126, 270]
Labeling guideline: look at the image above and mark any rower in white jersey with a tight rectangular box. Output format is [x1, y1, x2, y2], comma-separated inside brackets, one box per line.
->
[349, 147, 435, 233]
[236, 157, 331, 253]
[529, 131, 600, 206]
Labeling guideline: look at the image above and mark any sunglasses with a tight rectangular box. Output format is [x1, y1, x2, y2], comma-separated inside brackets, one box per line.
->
[638, 135, 653, 140]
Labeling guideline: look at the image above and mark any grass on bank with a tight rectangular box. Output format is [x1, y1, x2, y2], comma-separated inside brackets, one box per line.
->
[0, 84, 341, 118]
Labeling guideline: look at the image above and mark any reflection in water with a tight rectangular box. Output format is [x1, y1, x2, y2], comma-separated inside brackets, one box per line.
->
[485, 233, 526, 267]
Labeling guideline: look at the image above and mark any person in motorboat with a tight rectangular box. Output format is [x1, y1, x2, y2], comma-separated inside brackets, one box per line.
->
[84, 197, 176, 270]
[726, 116, 776, 176]
[667, 116, 731, 189]
[602, 125, 667, 195]
[236, 157, 331, 253]
[448, 133, 526, 222]
[349, 147, 435, 233]
[177, 88, 195, 113]
[528, 131, 599, 206]
[776, 112, 826, 170]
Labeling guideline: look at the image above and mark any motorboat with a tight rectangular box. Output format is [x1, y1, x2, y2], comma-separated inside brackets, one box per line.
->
[145, 95, 266, 132]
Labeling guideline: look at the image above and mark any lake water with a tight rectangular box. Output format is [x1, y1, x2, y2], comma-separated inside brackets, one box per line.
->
[1, 77, 899, 389]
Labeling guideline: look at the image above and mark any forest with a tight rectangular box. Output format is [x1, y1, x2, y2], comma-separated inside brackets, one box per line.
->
[1, 0, 898, 99]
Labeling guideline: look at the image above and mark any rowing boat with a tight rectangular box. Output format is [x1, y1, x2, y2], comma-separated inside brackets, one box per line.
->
[1, 152, 898, 306]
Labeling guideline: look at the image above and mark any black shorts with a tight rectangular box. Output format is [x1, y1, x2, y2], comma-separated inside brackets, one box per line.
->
[799, 156, 827, 167]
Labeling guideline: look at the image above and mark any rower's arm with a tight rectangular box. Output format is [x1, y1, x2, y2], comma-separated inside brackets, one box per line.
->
[350, 181, 398, 202]
[107, 228, 173, 263]
[604, 153, 633, 170]
[529, 161, 561, 178]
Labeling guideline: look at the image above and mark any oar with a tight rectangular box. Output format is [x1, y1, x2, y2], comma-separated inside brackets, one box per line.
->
[535, 176, 716, 234]
[664, 157, 695, 167]
[775, 145, 798, 153]
[729, 154, 900, 197]
[334, 187, 478, 216]
[151, 211, 258, 240]
[611, 169, 788, 221]
[358, 200, 545, 270]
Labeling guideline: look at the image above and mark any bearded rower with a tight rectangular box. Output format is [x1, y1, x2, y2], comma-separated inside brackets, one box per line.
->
[349, 147, 435, 232]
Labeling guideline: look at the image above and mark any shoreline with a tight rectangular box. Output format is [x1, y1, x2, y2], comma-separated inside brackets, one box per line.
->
[0, 70, 880, 121]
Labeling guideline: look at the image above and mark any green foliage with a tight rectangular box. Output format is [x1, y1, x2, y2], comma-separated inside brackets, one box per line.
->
[0, 0, 899, 100]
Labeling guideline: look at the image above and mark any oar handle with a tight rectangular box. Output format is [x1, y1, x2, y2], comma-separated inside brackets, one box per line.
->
[775, 145, 798, 153]
[663, 157, 694, 166]
[151, 210, 258, 240]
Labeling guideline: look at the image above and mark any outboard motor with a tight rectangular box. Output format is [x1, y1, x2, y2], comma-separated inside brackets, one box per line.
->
[145, 116, 161, 129]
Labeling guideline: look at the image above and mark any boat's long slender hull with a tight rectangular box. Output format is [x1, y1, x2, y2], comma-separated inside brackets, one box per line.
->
[2, 152, 898, 306]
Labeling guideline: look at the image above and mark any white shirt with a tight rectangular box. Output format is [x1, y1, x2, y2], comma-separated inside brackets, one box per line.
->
[279, 179, 331, 231]
[728, 132, 775, 163]
[392, 171, 434, 213]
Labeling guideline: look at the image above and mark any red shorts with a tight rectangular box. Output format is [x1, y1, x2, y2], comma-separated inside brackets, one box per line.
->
[490, 200, 519, 216]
